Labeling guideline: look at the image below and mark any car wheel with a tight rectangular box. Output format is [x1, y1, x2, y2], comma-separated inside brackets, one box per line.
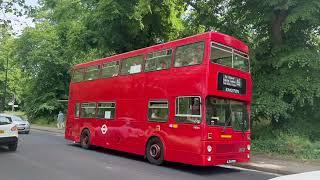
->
[8, 143, 18, 151]
[146, 137, 164, 165]
[80, 129, 91, 149]
[25, 131, 30, 134]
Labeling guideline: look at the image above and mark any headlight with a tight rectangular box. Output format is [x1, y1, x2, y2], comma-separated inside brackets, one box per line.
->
[207, 156, 212, 162]
[207, 145, 212, 152]
[247, 145, 251, 151]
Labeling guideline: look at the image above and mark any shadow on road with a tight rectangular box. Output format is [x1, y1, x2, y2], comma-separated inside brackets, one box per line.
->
[0, 146, 10, 153]
[68, 143, 240, 176]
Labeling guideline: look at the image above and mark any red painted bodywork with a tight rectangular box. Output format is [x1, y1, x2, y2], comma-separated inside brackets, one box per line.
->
[65, 32, 252, 166]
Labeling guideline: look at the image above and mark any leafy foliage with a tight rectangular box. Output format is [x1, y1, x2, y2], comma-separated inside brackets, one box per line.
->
[0, 0, 319, 151]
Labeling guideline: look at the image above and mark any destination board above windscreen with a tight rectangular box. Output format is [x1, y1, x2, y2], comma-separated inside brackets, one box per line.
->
[217, 73, 246, 95]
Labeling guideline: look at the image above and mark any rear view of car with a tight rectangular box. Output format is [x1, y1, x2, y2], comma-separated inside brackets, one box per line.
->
[0, 114, 30, 134]
[0, 116, 18, 151]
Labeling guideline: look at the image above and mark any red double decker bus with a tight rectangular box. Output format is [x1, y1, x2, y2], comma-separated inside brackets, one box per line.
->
[65, 32, 252, 166]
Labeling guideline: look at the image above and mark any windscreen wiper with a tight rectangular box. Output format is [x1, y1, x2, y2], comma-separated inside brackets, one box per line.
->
[223, 102, 232, 133]
[241, 110, 248, 135]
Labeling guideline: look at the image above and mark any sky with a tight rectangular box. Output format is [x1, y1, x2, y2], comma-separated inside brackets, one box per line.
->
[0, 0, 39, 34]
[27, 0, 39, 6]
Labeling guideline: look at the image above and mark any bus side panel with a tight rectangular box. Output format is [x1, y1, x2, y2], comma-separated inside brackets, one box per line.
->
[158, 65, 205, 165]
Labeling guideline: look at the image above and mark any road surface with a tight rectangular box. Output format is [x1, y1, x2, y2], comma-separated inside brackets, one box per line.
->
[0, 130, 277, 180]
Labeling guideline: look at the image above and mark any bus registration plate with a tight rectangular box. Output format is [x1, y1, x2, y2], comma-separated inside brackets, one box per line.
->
[226, 160, 237, 164]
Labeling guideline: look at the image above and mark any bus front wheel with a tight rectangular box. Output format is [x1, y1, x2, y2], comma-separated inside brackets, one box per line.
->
[80, 129, 91, 149]
[146, 137, 164, 165]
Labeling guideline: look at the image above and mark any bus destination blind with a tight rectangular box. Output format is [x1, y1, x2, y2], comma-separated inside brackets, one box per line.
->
[218, 73, 246, 95]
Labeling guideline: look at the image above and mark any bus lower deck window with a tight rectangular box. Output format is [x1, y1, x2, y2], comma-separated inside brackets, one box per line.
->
[80, 103, 97, 118]
[148, 101, 169, 122]
[175, 97, 201, 124]
[96, 102, 116, 119]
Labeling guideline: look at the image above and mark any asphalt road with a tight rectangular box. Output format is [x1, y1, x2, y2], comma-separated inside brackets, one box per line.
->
[0, 130, 277, 180]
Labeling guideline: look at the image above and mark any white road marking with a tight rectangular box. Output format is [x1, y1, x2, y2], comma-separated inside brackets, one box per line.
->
[221, 165, 281, 177]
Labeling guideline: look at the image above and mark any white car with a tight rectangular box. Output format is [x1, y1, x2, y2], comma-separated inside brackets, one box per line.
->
[0, 114, 30, 134]
[0, 115, 18, 151]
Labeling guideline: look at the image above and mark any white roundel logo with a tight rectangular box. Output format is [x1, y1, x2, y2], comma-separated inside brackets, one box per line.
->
[101, 124, 108, 134]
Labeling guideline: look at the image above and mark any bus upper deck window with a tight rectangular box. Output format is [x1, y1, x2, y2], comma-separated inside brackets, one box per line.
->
[211, 43, 232, 67]
[145, 49, 172, 72]
[72, 68, 84, 82]
[85, 65, 100, 81]
[102, 61, 120, 78]
[211, 42, 249, 72]
[233, 51, 249, 72]
[174, 42, 205, 67]
[120, 55, 144, 75]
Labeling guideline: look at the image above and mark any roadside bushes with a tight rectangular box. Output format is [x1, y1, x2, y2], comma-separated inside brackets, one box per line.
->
[252, 120, 320, 160]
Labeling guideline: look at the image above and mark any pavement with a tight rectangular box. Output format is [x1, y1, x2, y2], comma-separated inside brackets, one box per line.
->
[1, 129, 277, 180]
[30, 124, 320, 175]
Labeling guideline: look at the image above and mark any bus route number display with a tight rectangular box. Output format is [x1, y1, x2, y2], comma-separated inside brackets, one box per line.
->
[218, 73, 246, 95]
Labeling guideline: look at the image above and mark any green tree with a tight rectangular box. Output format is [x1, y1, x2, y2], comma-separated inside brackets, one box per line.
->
[12, 0, 187, 118]
[184, 0, 320, 127]
[0, 29, 24, 111]
[82, 0, 185, 53]
[14, 23, 65, 117]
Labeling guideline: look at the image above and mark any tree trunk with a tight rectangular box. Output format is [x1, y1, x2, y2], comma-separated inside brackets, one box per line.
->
[271, 9, 288, 47]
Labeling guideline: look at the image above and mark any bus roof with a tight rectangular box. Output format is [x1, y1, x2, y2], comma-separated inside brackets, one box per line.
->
[74, 31, 248, 69]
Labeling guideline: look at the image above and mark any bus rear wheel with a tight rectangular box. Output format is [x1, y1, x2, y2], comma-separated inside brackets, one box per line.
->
[146, 137, 164, 165]
[80, 129, 91, 149]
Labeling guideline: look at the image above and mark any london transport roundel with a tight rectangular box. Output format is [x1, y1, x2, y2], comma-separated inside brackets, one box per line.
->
[101, 124, 108, 134]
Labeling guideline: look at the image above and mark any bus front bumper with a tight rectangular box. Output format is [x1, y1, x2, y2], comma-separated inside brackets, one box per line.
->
[200, 152, 250, 166]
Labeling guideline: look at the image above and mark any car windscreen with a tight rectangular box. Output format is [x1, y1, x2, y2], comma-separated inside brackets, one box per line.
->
[12, 116, 24, 122]
[0, 116, 12, 125]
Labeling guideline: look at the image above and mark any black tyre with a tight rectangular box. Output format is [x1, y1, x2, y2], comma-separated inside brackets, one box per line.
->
[146, 137, 164, 165]
[8, 143, 18, 151]
[80, 129, 91, 149]
[25, 131, 30, 134]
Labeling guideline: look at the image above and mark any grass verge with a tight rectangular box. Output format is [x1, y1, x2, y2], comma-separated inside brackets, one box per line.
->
[252, 119, 320, 160]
